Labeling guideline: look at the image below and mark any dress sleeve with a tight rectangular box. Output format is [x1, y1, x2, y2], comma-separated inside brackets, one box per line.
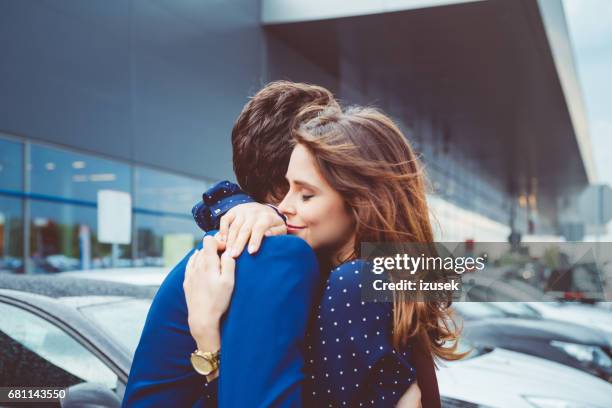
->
[308, 261, 416, 407]
[192, 180, 254, 231]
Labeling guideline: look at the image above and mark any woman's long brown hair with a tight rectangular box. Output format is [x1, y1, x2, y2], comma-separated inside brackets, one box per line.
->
[293, 105, 465, 362]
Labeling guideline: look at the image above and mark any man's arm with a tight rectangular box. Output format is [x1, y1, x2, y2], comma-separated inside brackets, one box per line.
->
[218, 234, 320, 407]
[122, 243, 210, 408]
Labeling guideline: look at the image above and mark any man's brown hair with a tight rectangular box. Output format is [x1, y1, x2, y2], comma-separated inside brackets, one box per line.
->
[231, 81, 339, 202]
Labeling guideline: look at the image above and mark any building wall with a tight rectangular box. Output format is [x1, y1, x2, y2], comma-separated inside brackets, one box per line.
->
[0, 0, 264, 181]
[0, 1, 517, 274]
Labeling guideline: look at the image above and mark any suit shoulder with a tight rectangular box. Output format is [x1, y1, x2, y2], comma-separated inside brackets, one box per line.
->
[249, 235, 318, 278]
[260, 234, 315, 256]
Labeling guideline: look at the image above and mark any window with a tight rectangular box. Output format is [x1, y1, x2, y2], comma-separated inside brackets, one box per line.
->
[134, 213, 200, 267]
[134, 166, 209, 214]
[29, 144, 130, 202]
[0, 138, 24, 273]
[133, 166, 209, 267]
[29, 201, 131, 273]
[0, 197, 24, 273]
[0, 136, 23, 191]
[0, 302, 118, 389]
[2, 138, 213, 273]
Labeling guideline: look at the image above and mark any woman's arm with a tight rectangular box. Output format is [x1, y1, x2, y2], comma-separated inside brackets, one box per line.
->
[184, 236, 236, 376]
[397, 382, 422, 408]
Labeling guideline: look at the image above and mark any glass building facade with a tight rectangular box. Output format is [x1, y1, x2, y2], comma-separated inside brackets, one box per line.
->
[1, 128, 519, 275]
[0, 133, 211, 274]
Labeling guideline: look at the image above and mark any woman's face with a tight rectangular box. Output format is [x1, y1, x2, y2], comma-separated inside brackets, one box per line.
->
[277, 144, 355, 257]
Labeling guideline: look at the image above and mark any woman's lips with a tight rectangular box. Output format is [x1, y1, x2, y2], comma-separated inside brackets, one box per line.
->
[287, 224, 306, 232]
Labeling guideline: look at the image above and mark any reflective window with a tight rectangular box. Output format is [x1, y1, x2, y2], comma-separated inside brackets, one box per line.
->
[0, 302, 118, 389]
[29, 201, 131, 273]
[0, 196, 24, 273]
[132, 167, 208, 268]
[134, 166, 210, 215]
[0, 136, 23, 191]
[135, 214, 200, 267]
[29, 144, 130, 202]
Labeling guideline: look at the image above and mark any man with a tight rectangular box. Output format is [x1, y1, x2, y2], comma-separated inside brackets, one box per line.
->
[123, 81, 340, 407]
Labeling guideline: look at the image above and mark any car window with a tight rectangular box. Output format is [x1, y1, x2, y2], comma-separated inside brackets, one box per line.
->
[0, 302, 118, 389]
[78, 298, 152, 356]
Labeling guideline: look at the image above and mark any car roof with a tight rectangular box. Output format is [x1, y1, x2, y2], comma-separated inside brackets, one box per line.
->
[0, 273, 157, 299]
[57, 267, 167, 287]
[464, 317, 609, 345]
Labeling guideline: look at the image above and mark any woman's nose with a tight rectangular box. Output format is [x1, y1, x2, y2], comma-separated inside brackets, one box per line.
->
[277, 194, 295, 216]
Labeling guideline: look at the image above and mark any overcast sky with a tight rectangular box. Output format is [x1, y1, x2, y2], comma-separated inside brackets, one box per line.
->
[564, 0, 612, 186]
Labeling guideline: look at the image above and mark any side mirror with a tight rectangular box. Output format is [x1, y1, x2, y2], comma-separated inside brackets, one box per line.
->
[61, 382, 120, 408]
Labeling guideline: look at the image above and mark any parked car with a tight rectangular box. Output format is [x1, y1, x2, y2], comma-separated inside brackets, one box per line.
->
[459, 275, 612, 335]
[439, 339, 612, 408]
[0, 274, 155, 405]
[453, 302, 612, 382]
[527, 301, 612, 338]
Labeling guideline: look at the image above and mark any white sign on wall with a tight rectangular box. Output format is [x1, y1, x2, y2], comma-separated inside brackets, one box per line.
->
[98, 190, 132, 244]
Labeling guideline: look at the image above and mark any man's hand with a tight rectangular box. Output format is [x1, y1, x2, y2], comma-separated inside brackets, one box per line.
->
[396, 381, 422, 408]
[217, 203, 287, 257]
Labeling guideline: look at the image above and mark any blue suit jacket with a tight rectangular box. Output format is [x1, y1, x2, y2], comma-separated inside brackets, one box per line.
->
[123, 233, 320, 407]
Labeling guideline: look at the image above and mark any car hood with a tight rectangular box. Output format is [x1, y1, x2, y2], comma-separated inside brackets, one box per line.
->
[439, 348, 612, 407]
[464, 317, 609, 346]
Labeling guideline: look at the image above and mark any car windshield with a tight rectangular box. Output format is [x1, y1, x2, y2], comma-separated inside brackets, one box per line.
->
[78, 298, 152, 356]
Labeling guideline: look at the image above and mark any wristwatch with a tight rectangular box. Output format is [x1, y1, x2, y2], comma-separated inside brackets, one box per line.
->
[190, 349, 220, 376]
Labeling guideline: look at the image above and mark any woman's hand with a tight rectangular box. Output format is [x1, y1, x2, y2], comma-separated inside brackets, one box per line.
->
[396, 381, 422, 408]
[184, 236, 235, 351]
[217, 203, 287, 257]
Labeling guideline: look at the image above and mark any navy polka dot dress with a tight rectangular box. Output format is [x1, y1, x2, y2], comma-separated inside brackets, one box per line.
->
[303, 260, 416, 407]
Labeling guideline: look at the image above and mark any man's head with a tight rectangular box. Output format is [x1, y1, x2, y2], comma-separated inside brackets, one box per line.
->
[231, 81, 339, 203]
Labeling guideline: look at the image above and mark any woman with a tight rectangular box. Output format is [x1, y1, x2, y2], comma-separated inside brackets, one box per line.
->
[185, 105, 464, 407]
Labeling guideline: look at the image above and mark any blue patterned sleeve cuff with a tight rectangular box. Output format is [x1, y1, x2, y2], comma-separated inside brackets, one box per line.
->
[192, 180, 254, 231]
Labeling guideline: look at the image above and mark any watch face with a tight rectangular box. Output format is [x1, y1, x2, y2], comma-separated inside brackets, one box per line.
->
[191, 354, 213, 375]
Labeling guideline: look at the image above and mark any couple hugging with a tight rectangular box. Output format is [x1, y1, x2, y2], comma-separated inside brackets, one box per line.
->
[123, 81, 464, 408]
